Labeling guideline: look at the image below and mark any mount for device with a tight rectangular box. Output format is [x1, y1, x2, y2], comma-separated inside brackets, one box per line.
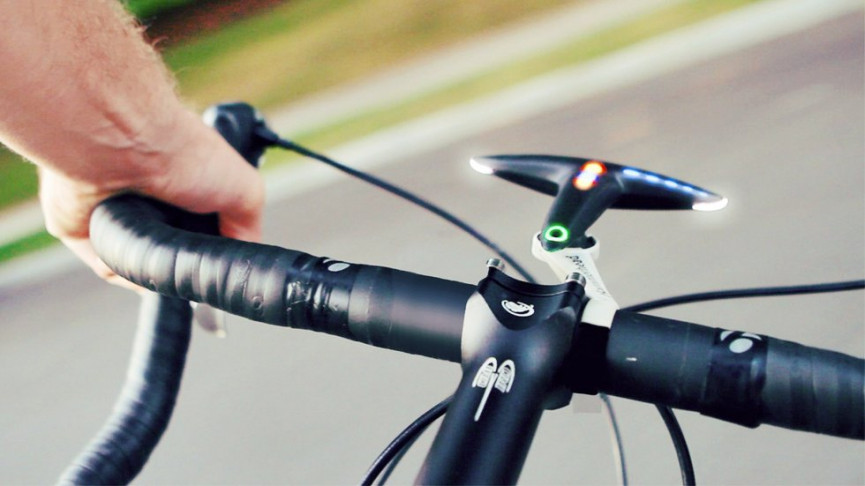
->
[530, 233, 619, 327]
[470, 154, 727, 327]
[470, 154, 727, 251]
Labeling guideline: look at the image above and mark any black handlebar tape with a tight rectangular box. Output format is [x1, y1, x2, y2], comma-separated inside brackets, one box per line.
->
[90, 194, 472, 362]
[90, 194, 865, 441]
[57, 293, 192, 485]
[604, 312, 864, 439]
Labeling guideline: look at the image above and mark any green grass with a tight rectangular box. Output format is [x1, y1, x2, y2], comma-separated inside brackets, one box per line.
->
[0, 230, 56, 263]
[123, 0, 196, 19]
[163, 0, 576, 110]
[0, 148, 38, 209]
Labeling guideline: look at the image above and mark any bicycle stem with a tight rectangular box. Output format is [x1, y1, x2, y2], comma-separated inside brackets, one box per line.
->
[417, 263, 585, 484]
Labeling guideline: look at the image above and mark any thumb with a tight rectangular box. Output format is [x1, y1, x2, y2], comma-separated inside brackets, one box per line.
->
[148, 131, 266, 243]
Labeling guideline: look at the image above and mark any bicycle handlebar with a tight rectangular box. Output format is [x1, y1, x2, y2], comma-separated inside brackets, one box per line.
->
[57, 292, 192, 485]
[88, 194, 864, 442]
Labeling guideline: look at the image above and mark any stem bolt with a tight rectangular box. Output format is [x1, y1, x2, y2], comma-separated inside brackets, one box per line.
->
[566, 272, 587, 287]
[486, 258, 506, 271]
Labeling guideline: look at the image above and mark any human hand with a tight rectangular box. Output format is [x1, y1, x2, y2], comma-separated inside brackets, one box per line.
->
[0, 0, 264, 290]
[37, 111, 265, 290]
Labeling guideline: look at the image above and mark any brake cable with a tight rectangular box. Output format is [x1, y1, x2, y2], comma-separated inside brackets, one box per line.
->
[624, 280, 865, 313]
[255, 128, 537, 283]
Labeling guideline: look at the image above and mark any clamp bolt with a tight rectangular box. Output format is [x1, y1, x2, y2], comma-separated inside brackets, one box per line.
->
[565, 272, 587, 288]
[486, 258, 506, 271]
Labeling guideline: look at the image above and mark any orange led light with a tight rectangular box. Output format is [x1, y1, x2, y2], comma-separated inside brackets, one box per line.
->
[574, 161, 607, 191]
[583, 161, 606, 175]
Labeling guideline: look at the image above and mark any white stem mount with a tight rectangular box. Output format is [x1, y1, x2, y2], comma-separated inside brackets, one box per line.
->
[531, 233, 618, 328]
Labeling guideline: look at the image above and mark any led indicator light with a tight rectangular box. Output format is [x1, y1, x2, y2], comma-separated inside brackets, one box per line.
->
[693, 197, 729, 211]
[544, 224, 570, 243]
[574, 161, 607, 191]
[622, 166, 714, 200]
[469, 158, 495, 175]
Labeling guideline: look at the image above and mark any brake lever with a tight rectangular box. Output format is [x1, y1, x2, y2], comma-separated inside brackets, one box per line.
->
[186, 103, 272, 336]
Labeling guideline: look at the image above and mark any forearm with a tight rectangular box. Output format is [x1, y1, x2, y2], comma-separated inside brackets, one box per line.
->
[0, 0, 189, 186]
[0, 1, 263, 288]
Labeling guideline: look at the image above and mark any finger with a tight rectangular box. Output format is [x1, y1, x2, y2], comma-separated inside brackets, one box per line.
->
[202, 142, 265, 243]
[138, 118, 266, 239]
[37, 167, 96, 240]
[218, 192, 263, 243]
[155, 138, 265, 243]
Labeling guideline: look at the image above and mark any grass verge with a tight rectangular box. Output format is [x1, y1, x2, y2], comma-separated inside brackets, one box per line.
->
[259, 0, 762, 164]
[164, 0, 576, 110]
[0, 230, 56, 263]
[0, 149, 37, 209]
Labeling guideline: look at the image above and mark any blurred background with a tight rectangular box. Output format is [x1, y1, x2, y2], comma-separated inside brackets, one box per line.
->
[0, 0, 762, 245]
[1, 0, 863, 484]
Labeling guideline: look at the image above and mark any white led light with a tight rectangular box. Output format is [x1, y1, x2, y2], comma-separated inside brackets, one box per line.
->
[469, 158, 495, 175]
[693, 197, 729, 211]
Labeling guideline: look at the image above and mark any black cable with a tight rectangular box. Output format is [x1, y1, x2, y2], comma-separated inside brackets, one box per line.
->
[360, 395, 452, 486]
[655, 404, 696, 486]
[599, 393, 628, 486]
[624, 280, 865, 313]
[376, 431, 420, 485]
[263, 132, 537, 283]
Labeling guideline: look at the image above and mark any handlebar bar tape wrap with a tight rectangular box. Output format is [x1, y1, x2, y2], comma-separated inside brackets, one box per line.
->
[90, 194, 472, 362]
[57, 293, 192, 485]
[91, 195, 864, 441]
[604, 312, 864, 439]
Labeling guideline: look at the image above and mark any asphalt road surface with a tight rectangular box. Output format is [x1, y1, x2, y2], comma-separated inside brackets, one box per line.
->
[1, 11, 862, 486]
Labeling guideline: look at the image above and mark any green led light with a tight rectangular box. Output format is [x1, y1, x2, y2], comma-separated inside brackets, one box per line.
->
[543, 224, 569, 243]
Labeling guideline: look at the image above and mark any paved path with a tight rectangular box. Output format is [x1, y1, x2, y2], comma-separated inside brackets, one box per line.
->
[0, 3, 861, 484]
